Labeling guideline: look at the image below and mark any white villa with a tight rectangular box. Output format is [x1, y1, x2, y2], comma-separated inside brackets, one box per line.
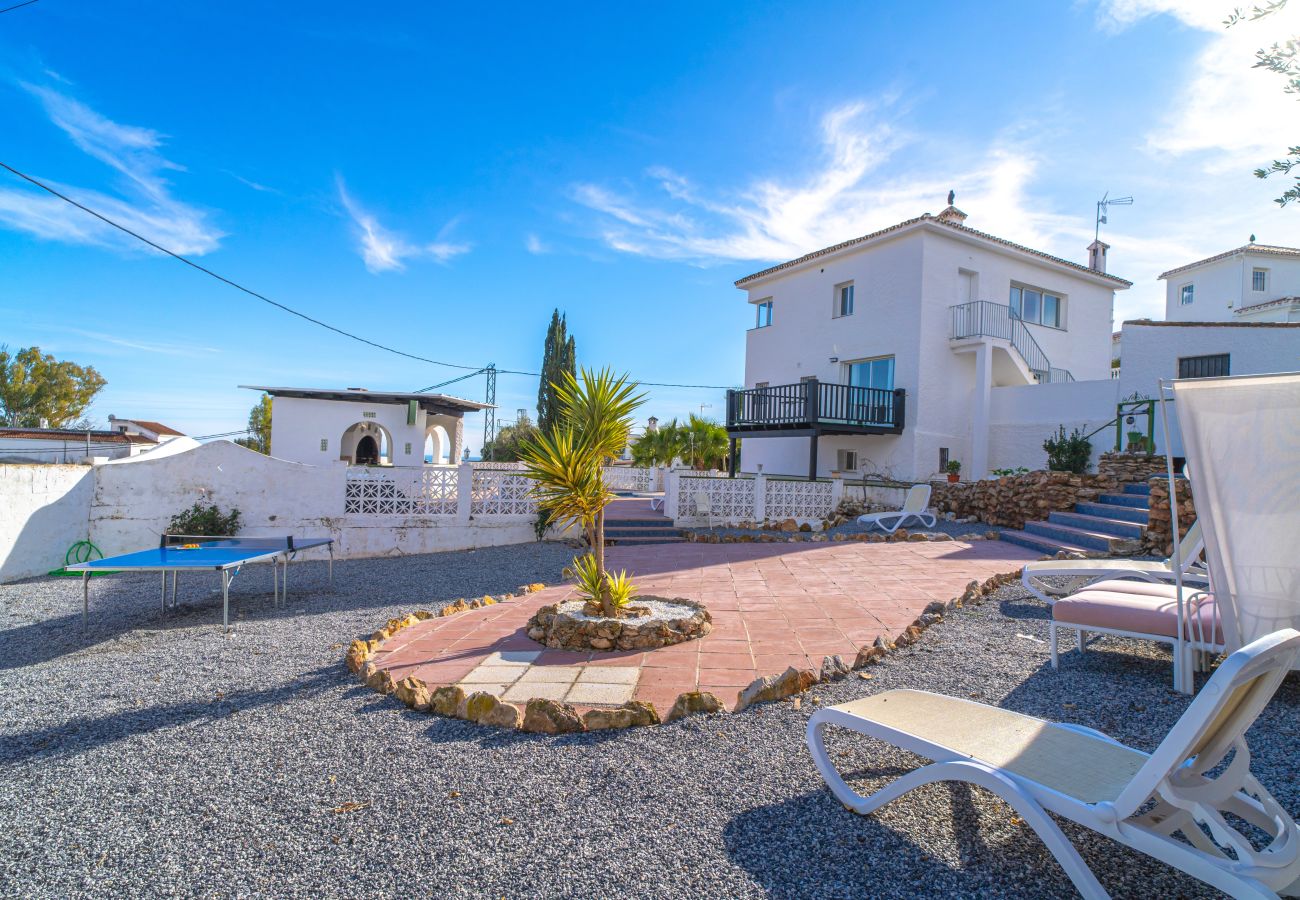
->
[0, 417, 187, 464]
[240, 386, 489, 467]
[729, 204, 1131, 480]
[1159, 242, 1300, 324]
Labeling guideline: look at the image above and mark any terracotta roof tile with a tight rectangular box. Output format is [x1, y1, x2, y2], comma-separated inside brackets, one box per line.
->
[734, 214, 1132, 288]
[119, 419, 184, 436]
[1234, 296, 1300, 315]
[0, 428, 150, 443]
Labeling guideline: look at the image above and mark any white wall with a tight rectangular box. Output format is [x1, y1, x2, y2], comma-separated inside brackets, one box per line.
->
[267, 396, 463, 468]
[0, 437, 138, 464]
[0, 464, 94, 581]
[1163, 252, 1300, 323]
[1118, 321, 1300, 455]
[987, 379, 1119, 471]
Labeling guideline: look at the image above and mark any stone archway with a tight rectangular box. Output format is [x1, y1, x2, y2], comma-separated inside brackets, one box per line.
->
[424, 424, 451, 465]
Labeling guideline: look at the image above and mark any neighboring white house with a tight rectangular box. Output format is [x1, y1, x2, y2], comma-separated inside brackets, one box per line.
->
[0, 427, 160, 464]
[240, 386, 489, 467]
[730, 204, 1131, 480]
[1159, 242, 1300, 323]
[106, 416, 187, 444]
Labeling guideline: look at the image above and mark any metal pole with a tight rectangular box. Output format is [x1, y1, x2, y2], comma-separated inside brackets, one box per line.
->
[170, 570, 177, 609]
[222, 569, 230, 632]
[1157, 380, 1188, 694]
[328, 544, 334, 590]
[82, 571, 89, 627]
[161, 571, 166, 612]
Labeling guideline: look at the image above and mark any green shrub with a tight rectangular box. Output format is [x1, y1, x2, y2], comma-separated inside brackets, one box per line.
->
[169, 501, 242, 536]
[1042, 425, 1092, 474]
[991, 466, 1030, 477]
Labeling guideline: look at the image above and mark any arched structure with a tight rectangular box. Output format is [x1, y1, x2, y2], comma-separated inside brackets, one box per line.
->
[424, 424, 451, 465]
[340, 421, 394, 466]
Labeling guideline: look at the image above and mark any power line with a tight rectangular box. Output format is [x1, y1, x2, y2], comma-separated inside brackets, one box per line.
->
[0, 0, 41, 14]
[0, 161, 739, 392]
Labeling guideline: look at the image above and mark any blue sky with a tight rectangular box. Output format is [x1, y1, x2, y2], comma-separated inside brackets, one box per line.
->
[3, 0, 1298, 452]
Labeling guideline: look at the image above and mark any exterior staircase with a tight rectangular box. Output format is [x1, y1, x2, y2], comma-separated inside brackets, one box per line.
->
[999, 482, 1150, 557]
[604, 497, 686, 546]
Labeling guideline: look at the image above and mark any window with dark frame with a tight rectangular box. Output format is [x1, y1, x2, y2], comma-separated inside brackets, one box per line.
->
[1180, 284, 1195, 306]
[1252, 268, 1268, 292]
[1009, 284, 1063, 328]
[834, 282, 855, 317]
[1178, 353, 1230, 379]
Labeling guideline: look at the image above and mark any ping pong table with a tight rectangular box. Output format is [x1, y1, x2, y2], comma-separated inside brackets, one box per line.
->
[68, 534, 334, 630]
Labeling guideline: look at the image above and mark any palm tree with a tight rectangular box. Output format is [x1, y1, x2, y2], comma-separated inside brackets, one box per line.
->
[520, 367, 645, 616]
[631, 418, 684, 467]
[683, 414, 729, 470]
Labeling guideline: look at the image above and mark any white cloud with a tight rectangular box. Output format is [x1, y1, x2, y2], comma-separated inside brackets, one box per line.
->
[524, 233, 549, 254]
[336, 179, 470, 273]
[570, 101, 1073, 265]
[0, 84, 222, 255]
[1099, 0, 1300, 172]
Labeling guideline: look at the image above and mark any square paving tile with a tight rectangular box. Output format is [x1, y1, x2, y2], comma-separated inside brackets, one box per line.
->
[565, 682, 636, 705]
[484, 650, 542, 665]
[517, 666, 581, 684]
[461, 664, 527, 684]
[576, 666, 640, 685]
[504, 681, 569, 702]
[462, 683, 512, 696]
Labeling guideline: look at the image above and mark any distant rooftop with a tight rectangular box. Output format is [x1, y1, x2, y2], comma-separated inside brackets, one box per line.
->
[240, 385, 491, 413]
[1158, 244, 1300, 280]
[0, 428, 154, 444]
[109, 417, 184, 436]
[735, 212, 1133, 288]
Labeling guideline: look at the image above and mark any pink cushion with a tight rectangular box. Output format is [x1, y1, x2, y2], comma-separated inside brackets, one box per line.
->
[1054, 586, 1222, 645]
[1085, 579, 1194, 598]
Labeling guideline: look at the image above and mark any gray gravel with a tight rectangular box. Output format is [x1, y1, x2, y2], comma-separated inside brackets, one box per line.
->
[3, 544, 1294, 898]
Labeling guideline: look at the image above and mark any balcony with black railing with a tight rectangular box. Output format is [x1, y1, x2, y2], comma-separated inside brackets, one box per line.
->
[726, 379, 905, 435]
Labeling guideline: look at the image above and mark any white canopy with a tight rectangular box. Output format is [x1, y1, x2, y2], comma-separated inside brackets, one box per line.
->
[1173, 372, 1300, 653]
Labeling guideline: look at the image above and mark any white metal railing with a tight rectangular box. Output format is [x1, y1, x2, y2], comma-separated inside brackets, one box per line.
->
[950, 300, 1074, 384]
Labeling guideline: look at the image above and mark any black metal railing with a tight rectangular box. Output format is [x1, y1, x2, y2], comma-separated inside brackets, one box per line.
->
[727, 380, 905, 432]
[949, 300, 1073, 383]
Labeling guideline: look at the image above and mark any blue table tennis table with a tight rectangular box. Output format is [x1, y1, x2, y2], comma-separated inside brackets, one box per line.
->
[68, 534, 334, 630]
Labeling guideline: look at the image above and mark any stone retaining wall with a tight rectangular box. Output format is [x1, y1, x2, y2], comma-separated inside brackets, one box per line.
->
[930, 471, 1122, 530]
[1096, 451, 1167, 482]
[1145, 476, 1196, 557]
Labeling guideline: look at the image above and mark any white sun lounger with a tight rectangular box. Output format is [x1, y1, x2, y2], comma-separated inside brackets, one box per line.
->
[856, 484, 935, 533]
[1021, 520, 1208, 605]
[808, 628, 1300, 898]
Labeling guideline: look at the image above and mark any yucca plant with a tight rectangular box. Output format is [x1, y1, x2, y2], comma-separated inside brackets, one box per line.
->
[521, 367, 645, 616]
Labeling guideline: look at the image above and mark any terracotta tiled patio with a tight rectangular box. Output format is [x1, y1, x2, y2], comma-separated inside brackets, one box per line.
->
[371, 539, 1040, 714]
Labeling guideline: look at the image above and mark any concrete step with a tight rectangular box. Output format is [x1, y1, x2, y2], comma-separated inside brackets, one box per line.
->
[603, 517, 674, 528]
[605, 535, 687, 545]
[1123, 482, 1153, 496]
[998, 529, 1100, 558]
[1024, 520, 1143, 554]
[605, 526, 682, 538]
[1096, 492, 1151, 510]
[1074, 501, 1149, 524]
[1049, 510, 1146, 540]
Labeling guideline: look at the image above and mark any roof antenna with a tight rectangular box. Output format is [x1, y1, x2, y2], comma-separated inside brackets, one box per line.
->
[1095, 191, 1133, 243]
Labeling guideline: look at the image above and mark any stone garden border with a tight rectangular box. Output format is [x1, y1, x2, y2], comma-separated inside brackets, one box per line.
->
[345, 562, 1032, 734]
[525, 597, 712, 652]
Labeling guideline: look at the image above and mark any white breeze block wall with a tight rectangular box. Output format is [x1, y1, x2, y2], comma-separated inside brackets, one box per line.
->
[987, 379, 1119, 472]
[0, 464, 94, 582]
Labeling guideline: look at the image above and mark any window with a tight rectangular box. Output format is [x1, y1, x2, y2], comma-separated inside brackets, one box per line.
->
[834, 282, 855, 317]
[404, 442, 412, 456]
[836, 449, 859, 472]
[362, 411, 377, 419]
[1253, 268, 1268, 292]
[847, 356, 895, 392]
[1179, 354, 1230, 379]
[1009, 284, 1063, 327]
[319, 438, 328, 451]
[754, 299, 773, 328]
[939, 447, 950, 471]
[1180, 284, 1195, 306]
[754, 381, 769, 388]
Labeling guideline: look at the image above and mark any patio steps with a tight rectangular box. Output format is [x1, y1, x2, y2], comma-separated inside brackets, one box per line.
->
[999, 482, 1150, 557]
[603, 509, 686, 546]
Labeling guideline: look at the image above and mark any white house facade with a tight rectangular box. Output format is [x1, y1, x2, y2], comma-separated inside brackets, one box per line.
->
[729, 207, 1130, 481]
[1159, 243, 1300, 323]
[240, 386, 488, 467]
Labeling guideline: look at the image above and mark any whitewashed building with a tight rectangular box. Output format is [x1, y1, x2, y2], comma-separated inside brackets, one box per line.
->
[729, 205, 1131, 480]
[240, 386, 488, 467]
[1159, 242, 1300, 324]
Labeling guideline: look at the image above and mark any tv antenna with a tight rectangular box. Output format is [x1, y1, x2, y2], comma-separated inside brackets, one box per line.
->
[1095, 192, 1133, 243]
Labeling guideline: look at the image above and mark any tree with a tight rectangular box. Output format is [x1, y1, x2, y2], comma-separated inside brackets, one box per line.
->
[520, 368, 645, 617]
[631, 419, 684, 466]
[536, 310, 577, 434]
[481, 420, 540, 461]
[236, 393, 272, 454]
[0, 345, 106, 428]
[1228, 2, 1300, 205]
[682, 414, 731, 470]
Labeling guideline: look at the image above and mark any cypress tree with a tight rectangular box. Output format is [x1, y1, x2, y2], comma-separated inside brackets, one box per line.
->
[537, 310, 577, 434]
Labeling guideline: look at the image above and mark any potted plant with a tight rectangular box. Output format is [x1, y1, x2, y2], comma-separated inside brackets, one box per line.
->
[945, 459, 962, 483]
[1126, 430, 1148, 454]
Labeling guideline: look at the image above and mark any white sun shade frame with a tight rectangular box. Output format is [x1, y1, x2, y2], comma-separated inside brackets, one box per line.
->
[1172, 372, 1300, 655]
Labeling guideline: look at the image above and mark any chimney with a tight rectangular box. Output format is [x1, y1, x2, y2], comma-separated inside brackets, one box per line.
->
[935, 189, 968, 226]
[1087, 239, 1109, 273]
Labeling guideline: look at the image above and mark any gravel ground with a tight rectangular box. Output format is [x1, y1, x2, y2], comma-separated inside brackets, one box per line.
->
[3, 544, 1295, 899]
